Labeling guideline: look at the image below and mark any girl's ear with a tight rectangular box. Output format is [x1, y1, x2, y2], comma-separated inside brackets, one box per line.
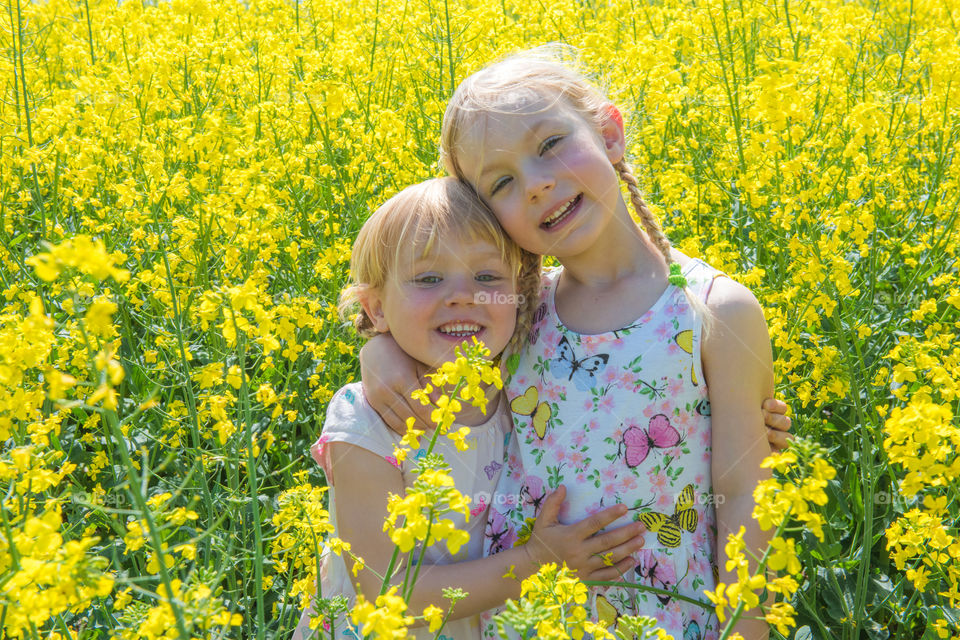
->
[357, 287, 390, 333]
[599, 104, 626, 164]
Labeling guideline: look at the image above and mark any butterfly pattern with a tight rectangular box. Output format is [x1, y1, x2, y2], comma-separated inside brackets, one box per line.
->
[639, 484, 699, 548]
[482, 261, 723, 640]
[510, 385, 552, 439]
[550, 335, 609, 391]
[621, 414, 682, 467]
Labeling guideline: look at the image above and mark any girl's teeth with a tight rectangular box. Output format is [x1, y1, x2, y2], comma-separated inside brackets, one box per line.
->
[544, 196, 578, 226]
[440, 323, 481, 336]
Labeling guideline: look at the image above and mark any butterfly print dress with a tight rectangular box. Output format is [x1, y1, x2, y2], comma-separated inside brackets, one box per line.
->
[481, 261, 723, 639]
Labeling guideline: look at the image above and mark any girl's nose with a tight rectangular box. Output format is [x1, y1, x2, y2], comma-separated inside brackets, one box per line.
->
[445, 276, 477, 306]
[524, 167, 555, 202]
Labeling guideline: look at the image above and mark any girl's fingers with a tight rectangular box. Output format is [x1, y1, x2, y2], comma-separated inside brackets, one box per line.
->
[587, 534, 644, 569]
[762, 397, 789, 414]
[585, 521, 645, 556]
[575, 503, 629, 538]
[536, 486, 566, 526]
[767, 428, 794, 452]
[763, 411, 792, 432]
[586, 555, 637, 581]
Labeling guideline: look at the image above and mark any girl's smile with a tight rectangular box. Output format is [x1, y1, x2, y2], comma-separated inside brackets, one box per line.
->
[360, 235, 518, 370]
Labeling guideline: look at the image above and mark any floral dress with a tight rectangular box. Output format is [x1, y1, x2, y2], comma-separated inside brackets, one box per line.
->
[481, 260, 723, 640]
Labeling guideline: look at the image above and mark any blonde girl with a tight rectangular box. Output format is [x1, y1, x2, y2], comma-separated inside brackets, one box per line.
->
[360, 50, 791, 639]
[295, 177, 647, 640]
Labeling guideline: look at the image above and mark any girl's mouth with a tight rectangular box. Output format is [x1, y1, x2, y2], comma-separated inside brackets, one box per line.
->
[541, 194, 582, 230]
[437, 322, 483, 339]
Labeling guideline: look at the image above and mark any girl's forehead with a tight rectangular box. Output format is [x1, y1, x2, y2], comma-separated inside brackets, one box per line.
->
[460, 98, 585, 147]
[397, 229, 510, 266]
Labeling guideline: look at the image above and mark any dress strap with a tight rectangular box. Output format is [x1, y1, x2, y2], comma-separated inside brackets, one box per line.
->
[679, 259, 727, 303]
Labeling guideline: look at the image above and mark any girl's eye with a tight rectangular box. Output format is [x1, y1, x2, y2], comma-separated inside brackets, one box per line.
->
[490, 176, 511, 195]
[476, 273, 501, 283]
[416, 275, 441, 284]
[539, 135, 563, 155]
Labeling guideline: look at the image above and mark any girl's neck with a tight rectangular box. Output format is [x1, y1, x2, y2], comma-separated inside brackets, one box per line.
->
[559, 201, 667, 289]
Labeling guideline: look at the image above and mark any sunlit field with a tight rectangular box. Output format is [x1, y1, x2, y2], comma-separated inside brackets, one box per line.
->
[1, 0, 958, 638]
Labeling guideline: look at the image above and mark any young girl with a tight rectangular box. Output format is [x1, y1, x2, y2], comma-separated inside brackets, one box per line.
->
[361, 50, 788, 639]
[294, 178, 649, 640]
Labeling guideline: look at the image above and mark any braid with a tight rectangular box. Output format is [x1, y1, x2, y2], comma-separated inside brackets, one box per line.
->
[506, 250, 542, 357]
[615, 159, 674, 266]
[614, 159, 712, 329]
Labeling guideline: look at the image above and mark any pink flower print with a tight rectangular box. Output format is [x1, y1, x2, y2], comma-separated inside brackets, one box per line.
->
[585, 501, 604, 516]
[667, 378, 683, 397]
[695, 473, 705, 486]
[582, 397, 594, 412]
[569, 451, 585, 471]
[542, 330, 561, 356]
[648, 470, 667, 493]
[603, 482, 619, 499]
[655, 321, 671, 340]
[601, 465, 619, 483]
[702, 450, 711, 464]
[619, 474, 638, 493]
[698, 427, 710, 447]
[642, 404, 655, 418]
[598, 395, 614, 413]
[602, 367, 618, 384]
[545, 384, 561, 402]
[618, 370, 633, 387]
[661, 609, 683, 633]
[554, 448, 567, 463]
[657, 493, 674, 510]
[571, 430, 588, 448]
[611, 422, 626, 441]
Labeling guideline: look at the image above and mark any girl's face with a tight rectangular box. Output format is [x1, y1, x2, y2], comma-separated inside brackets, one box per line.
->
[454, 99, 627, 259]
[360, 233, 519, 369]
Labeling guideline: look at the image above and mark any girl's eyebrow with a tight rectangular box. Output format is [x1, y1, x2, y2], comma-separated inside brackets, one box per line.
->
[476, 116, 559, 178]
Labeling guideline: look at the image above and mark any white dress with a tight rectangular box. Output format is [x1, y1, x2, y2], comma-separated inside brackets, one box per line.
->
[293, 382, 510, 640]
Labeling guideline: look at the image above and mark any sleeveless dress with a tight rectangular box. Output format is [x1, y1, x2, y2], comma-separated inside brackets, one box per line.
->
[481, 259, 723, 640]
[293, 382, 510, 640]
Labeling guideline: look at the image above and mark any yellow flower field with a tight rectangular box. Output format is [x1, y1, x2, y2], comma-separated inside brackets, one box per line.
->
[1, 0, 958, 638]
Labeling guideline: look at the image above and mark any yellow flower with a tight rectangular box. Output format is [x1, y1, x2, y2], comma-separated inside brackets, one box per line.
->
[422, 605, 445, 633]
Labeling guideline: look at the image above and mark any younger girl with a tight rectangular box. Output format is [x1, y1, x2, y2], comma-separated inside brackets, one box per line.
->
[294, 178, 647, 640]
[362, 51, 785, 639]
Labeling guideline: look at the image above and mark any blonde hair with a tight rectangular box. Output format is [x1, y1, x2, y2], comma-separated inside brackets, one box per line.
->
[440, 45, 710, 324]
[339, 177, 541, 356]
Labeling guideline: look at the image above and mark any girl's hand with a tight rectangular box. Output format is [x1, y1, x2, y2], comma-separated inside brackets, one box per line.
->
[359, 333, 433, 435]
[762, 397, 792, 451]
[524, 485, 645, 581]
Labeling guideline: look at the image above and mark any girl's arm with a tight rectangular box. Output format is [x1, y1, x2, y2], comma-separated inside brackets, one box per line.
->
[362, 333, 794, 444]
[703, 278, 774, 640]
[328, 442, 645, 623]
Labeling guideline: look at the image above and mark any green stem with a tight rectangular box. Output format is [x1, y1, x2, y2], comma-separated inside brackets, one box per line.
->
[235, 327, 266, 640]
[582, 579, 712, 610]
[84, 0, 96, 65]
